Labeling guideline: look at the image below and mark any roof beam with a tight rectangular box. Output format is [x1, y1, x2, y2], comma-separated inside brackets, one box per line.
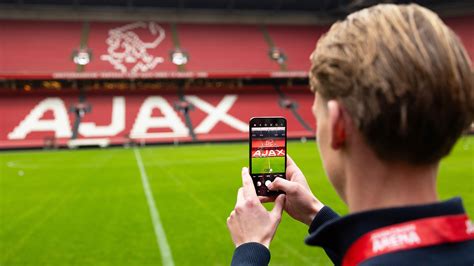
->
[227, 0, 235, 10]
[0, 4, 336, 25]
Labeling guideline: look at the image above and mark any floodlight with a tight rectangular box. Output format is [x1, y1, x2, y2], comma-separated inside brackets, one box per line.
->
[72, 48, 92, 66]
[170, 48, 189, 65]
[269, 47, 287, 64]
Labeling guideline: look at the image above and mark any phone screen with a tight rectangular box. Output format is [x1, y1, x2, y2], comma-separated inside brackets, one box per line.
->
[249, 117, 287, 196]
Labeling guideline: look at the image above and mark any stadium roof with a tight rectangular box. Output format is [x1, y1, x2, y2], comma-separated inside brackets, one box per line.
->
[0, 0, 473, 22]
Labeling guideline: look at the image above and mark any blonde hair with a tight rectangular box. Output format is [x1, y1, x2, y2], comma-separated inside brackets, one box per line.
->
[310, 3, 473, 163]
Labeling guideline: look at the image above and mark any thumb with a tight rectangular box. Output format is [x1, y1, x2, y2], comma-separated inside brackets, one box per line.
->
[271, 194, 286, 219]
[268, 178, 297, 194]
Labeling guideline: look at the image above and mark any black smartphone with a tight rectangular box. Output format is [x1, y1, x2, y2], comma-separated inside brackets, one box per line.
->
[249, 117, 287, 196]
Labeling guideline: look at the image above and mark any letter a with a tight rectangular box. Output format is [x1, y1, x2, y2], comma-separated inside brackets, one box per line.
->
[130, 96, 188, 138]
[8, 98, 72, 139]
[79, 97, 125, 137]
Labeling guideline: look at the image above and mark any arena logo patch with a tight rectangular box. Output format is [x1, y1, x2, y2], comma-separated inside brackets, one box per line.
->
[371, 224, 421, 253]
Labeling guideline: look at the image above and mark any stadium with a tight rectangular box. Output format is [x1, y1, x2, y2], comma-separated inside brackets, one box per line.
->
[0, 0, 473, 265]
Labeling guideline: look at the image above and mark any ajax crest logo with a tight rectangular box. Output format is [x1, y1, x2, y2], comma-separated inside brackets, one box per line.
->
[101, 22, 166, 74]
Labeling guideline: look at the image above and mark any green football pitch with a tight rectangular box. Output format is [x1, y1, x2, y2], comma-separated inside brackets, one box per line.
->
[1, 138, 473, 265]
[251, 156, 286, 174]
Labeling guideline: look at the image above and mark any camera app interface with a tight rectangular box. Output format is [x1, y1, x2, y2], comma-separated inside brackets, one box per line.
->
[251, 122, 286, 177]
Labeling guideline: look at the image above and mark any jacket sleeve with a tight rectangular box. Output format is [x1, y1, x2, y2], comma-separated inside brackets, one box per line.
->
[231, 242, 271, 266]
[230, 207, 340, 266]
[308, 206, 340, 234]
[308, 206, 341, 264]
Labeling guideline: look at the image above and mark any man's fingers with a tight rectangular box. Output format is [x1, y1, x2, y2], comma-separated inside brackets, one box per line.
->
[286, 154, 296, 168]
[286, 154, 303, 182]
[241, 167, 257, 199]
[236, 187, 244, 207]
[270, 194, 286, 219]
[268, 177, 297, 194]
[258, 195, 276, 203]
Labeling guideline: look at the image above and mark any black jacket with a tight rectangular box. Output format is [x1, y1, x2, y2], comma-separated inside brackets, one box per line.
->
[231, 198, 474, 265]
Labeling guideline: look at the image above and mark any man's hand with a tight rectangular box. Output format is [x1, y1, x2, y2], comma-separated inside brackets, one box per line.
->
[227, 167, 286, 249]
[263, 155, 324, 225]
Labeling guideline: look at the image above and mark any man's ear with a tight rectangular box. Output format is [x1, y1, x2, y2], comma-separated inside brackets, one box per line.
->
[327, 100, 347, 150]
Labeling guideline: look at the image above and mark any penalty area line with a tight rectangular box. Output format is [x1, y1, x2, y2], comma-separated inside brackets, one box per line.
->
[134, 148, 175, 266]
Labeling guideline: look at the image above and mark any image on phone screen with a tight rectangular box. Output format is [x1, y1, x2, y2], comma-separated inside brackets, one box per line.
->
[249, 117, 287, 196]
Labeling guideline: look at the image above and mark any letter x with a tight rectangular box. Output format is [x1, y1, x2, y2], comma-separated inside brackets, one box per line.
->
[185, 95, 248, 133]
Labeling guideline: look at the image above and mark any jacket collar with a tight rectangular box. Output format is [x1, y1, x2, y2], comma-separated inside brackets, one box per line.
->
[305, 198, 466, 259]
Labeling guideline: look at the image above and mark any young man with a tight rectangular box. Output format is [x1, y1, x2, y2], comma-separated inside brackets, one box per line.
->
[227, 3, 474, 266]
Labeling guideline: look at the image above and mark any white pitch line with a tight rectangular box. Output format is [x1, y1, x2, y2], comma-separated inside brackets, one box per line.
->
[134, 148, 175, 266]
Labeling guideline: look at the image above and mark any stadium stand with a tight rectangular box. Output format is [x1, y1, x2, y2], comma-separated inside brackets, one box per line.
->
[0, 86, 314, 149]
[0, 17, 472, 78]
[0, 20, 83, 74]
[0, 20, 329, 78]
[177, 24, 277, 72]
[0, 16, 472, 149]
[265, 25, 328, 70]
